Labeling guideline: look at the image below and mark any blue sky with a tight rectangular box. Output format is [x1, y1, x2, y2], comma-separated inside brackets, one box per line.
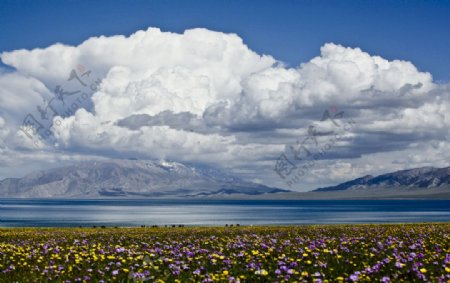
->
[1, 0, 449, 81]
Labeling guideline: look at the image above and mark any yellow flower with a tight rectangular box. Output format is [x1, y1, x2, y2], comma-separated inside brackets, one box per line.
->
[255, 269, 268, 276]
[420, 268, 427, 273]
[223, 270, 229, 275]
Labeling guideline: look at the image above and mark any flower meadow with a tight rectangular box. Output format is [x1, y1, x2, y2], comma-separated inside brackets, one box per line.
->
[0, 224, 449, 282]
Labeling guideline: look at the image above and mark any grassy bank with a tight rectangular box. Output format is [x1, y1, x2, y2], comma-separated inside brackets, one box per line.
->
[0, 224, 449, 282]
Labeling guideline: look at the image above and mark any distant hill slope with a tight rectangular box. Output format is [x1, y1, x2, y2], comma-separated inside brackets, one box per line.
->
[314, 166, 450, 192]
[0, 159, 288, 198]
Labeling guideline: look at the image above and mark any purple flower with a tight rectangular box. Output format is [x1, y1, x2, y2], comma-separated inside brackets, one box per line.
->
[381, 276, 390, 283]
[349, 274, 359, 282]
[112, 270, 119, 276]
[444, 254, 450, 265]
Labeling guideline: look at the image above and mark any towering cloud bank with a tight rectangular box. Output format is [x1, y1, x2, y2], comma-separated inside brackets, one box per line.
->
[0, 27, 448, 189]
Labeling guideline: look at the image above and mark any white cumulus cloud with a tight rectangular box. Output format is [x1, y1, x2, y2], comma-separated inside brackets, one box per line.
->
[0, 27, 449, 190]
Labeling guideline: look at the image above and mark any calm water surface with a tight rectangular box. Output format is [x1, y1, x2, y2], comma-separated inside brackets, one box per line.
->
[0, 199, 449, 227]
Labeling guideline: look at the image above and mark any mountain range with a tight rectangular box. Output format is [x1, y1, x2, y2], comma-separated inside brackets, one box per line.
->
[314, 166, 450, 192]
[0, 159, 288, 198]
[1, 161, 450, 199]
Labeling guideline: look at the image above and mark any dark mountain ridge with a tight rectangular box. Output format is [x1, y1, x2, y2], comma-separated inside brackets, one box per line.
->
[315, 166, 450, 192]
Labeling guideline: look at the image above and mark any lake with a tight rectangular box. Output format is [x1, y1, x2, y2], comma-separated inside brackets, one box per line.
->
[0, 199, 449, 227]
